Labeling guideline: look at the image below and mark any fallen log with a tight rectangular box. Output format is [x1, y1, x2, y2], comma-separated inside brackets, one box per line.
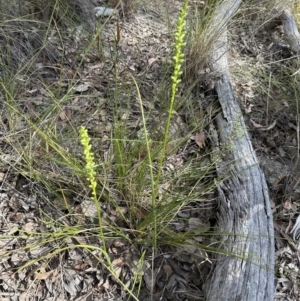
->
[279, 10, 300, 237]
[281, 9, 300, 53]
[203, 1, 275, 300]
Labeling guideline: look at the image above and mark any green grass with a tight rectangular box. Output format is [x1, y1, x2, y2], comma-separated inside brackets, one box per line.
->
[0, 0, 217, 299]
[1, 0, 300, 299]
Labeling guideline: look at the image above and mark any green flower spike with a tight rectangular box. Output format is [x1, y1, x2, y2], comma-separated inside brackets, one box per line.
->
[159, 0, 188, 166]
[79, 126, 97, 201]
[171, 0, 188, 100]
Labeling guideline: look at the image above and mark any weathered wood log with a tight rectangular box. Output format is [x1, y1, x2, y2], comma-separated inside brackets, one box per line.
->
[203, 1, 275, 300]
[279, 10, 300, 236]
[281, 9, 300, 53]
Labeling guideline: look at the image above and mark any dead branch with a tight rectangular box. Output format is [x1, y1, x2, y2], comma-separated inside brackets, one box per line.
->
[281, 9, 300, 53]
[203, 1, 275, 300]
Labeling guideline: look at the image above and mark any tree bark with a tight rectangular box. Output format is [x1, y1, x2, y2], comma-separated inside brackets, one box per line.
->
[204, 1, 275, 300]
[279, 10, 300, 236]
[281, 9, 300, 53]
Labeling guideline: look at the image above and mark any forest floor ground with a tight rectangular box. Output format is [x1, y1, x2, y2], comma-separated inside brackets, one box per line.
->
[0, 1, 300, 300]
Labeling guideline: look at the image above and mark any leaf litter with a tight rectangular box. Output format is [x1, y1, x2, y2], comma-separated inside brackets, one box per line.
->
[0, 1, 300, 301]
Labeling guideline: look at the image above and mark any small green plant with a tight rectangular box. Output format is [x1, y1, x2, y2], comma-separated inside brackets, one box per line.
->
[79, 126, 107, 250]
[79, 127, 97, 201]
[0, 0, 221, 299]
[152, 0, 189, 251]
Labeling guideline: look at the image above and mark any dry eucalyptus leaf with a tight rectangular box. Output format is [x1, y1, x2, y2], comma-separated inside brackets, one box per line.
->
[148, 57, 158, 66]
[188, 217, 202, 230]
[58, 106, 71, 121]
[177, 210, 190, 218]
[73, 83, 91, 92]
[250, 119, 276, 131]
[265, 138, 276, 148]
[94, 6, 116, 18]
[245, 104, 253, 114]
[11, 250, 28, 266]
[163, 264, 173, 280]
[283, 199, 292, 210]
[36, 270, 54, 280]
[143, 265, 157, 291]
[80, 200, 97, 218]
[112, 262, 123, 280]
[191, 131, 206, 148]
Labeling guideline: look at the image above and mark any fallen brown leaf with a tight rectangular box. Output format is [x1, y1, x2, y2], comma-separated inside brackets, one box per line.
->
[148, 57, 158, 66]
[250, 119, 276, 131]
[36, 270, 54, 280]
[191, 131, 206, 148]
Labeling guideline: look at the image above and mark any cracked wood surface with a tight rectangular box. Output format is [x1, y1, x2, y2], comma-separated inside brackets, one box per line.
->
[281, 9, 300, 53]
[204, 1, 275, 300]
